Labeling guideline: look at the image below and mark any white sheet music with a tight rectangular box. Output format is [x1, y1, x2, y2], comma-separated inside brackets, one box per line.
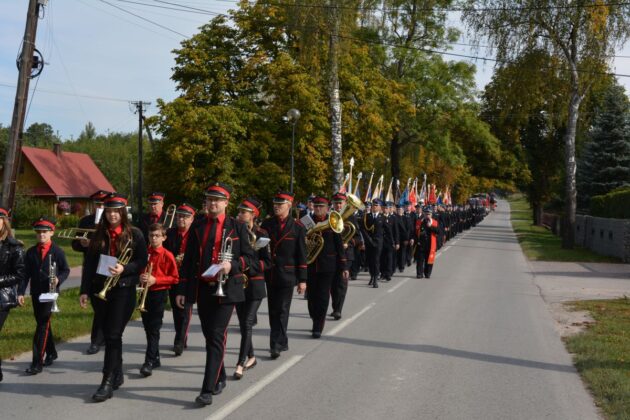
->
[254, 237, 270, 250]
[300, 214, 315, 230]
[201, 263, 222, 278]
[97, 254, 118, 277]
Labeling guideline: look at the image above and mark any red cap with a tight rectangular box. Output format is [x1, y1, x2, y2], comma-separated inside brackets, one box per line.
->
[0, 207, 8, 218]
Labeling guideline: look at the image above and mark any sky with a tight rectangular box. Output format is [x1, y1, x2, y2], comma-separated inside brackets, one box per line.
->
[1, 1, 629, 140]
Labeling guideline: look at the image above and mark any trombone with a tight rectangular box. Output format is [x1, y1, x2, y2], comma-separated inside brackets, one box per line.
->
[57, 227, 96, 240]
[95, 239, 134, 301]
[163, 204, 177, 229]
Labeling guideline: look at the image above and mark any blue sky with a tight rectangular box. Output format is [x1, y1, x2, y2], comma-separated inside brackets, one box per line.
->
[1, 1, 629, 140]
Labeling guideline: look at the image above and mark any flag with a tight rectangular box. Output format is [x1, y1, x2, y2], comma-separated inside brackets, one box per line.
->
[428, 183, 437, 204]
[364, 170, 375, 201]
[409, 178, 417, 208]
[419, 174, 427, 203]
[385, 178, 394, 203]
[339, 173, 350, 193]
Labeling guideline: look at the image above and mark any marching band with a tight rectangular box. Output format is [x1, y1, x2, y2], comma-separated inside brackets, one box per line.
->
[0, 177, 490, 406]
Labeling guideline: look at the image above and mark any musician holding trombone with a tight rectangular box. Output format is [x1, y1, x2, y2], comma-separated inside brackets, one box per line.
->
[18, 216, 70, 375]
[139, 192, 168, 242]
[175, 182, 255, 406]
[79, 193, 148, 402]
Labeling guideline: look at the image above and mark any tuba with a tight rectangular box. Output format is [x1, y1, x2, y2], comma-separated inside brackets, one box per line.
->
[306, 211, 344, 264]
[339, 193, 365, 245]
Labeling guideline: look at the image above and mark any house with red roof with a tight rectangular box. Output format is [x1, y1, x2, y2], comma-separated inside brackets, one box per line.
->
[5, 144, 114, 215]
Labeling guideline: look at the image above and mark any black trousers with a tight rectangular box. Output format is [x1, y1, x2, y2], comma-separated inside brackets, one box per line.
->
[365, 244, 381, 280]
[89, 294, 106, 346]
[380, 245, 395, 278]
[169, 288, 192, 346]
[416, 252, 434, 278]
[405, 242, 414, 266]
[396, 245, 407, 271]
[235, 298, 262, 366]
[330, 270, 347, 315]
[197, 283, 234, 393]
[267, 285, 294, 352]
[350, 247, 361, 278]
[93, 286, 136, 376]
[140, 289, 168, 364]
[307, 271, 334, 333]
[31, 298, 56, 366]
[0, 309, 8, 368]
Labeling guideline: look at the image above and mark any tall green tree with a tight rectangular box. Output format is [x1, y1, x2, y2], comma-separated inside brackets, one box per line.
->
[463, 0, 630, 247]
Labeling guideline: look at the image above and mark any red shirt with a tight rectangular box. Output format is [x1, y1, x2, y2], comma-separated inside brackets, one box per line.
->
[37, 240, 52, 261]
[150, 211, 163, 224]
[145, 245, 179, 291]
[201, 213, 226, 280]
[108, 225, 123, 256]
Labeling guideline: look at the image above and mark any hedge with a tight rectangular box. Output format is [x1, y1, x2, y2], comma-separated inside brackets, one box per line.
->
[590, 187, 630, 219]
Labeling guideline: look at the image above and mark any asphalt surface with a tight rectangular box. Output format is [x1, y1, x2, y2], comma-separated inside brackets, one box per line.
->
[0, 201, 601, 420]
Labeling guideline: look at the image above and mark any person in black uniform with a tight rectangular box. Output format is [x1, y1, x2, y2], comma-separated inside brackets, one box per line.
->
[261, 191, 307, 359]
[415, 207, 440, 279]
[175, 183, 255, 406]
[395, 204, 408, 273]
[79, 193, 148, 402]
[307, 196, 348, 338]
[164, 203, 196, 356]
[404, 201, 416, 267]
[361, 198, 384, 288]
[330, 192, 360, 319]
[380, 202, 398, 281]
[0, 207, 25, 382]
[18, 217, 70, 375]
[233, 197, 271, 379]
[139, 192, 167, 242]
[72, 190, 110, 355]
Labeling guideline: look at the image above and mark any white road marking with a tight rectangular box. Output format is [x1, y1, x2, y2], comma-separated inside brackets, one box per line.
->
[327, 302, 376, 336]
[387, 277, 410, 293]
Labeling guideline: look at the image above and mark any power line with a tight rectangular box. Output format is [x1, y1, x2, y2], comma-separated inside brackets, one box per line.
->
[98, 0, 191, 38]
[0, 82, 134, 103]
[152, 0, 226, 15]
[112, 0, 220, 15]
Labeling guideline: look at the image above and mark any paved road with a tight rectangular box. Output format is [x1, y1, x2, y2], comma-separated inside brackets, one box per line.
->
[0, 201, 600, 420]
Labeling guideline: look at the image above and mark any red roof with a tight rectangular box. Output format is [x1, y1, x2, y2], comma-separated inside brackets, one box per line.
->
[22, 146, 114, 198]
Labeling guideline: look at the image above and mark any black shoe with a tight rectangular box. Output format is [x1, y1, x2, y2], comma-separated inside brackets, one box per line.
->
[113, 370, 124, 390]
[0, 366, 3, 382]
[86, 344, 100, 355]
[233, 366, 244, 380]
[43, 353, 58, 367]
[312, 331, 321, 339]
[195, 393, 213, 406]
[386, 277, 391, 282]
[211, 380, 226, 395]
[416, 274, 423, 279]
[368, 278, 374, 286]
[270, 349, 281, 359]
[372, 282, 379, 288]
[350, 276, 357, 280]
[173, 342, 184, 356]
[332, 312, 341, 320]
[425, 275, 430, 279]
[92, 375, 114, 402]
[140, 363, 153, 377]
[25, 364, 42, 375]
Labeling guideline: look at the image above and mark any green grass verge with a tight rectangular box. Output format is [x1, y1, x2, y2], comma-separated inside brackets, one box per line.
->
[14, 229, 84, 267]
[0, 287, 141, 360]
[565, 298, 630, 420]
[507, 195, 619, 262]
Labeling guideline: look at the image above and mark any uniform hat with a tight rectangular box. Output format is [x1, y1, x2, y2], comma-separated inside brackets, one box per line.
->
[90, 190, 110, 203]
[32, 216, 56, 231]
[395, 204, 403, 209]
[364, 201, 372, 207]
[147, 192, 165, 203]
[175, 203, 196, 217]
[307, 194, 316, 203]
[104, 192, 128, 208]
[297, 203, 307, 211]
[273, 190, 294, 204]
[423, 206, 433, 214]
[372, 198, 384, 206]
[238, 196, 262, 218]
[0, 207, 8, 218]
[331, 192, 347, 203]
[312, 196, 330, 206]
[385, 201, 395, 208]
[204, 182, 232, 200]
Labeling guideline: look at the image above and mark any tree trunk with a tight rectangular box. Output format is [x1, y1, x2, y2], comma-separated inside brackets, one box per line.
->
[328, 1, 343, 192]
[390, 132, 401, 180]
[532, 202, 543, 226]
[562, 88, 581, 249]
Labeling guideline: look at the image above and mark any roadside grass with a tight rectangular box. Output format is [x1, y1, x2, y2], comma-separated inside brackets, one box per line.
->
[565, 298, 630, 420]
[0, 287, 141, 360]
[507, 195, 619, 262]
[15, 229, 84, 267]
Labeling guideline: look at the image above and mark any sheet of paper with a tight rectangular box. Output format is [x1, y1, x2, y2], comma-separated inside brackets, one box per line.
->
[97, 254, 118, 277]
[201, 263, 223, 278]
[254, 237, 270, 250]
[39, 292, 58, 302]
[300, 214, 315, 230]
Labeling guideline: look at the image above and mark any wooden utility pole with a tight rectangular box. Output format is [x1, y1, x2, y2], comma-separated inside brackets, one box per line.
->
[131, 101, 150, 223]
[1, 0, 43, 211]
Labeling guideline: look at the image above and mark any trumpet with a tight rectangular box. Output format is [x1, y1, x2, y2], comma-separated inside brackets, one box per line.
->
[213, 229, 233, 297]
[57, 227, 96, 240]
[39, 254, 61, 313]
[163, 204, 177, 229]
[137, 262, 153, 312]
[306, 211, 344, 264]
[95, 239, 134, 301]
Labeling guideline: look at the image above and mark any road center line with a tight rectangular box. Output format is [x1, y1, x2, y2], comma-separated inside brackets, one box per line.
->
[327, 302, 376, 336]
[205, 355, 304, 420]
[387, 277, 410, 293]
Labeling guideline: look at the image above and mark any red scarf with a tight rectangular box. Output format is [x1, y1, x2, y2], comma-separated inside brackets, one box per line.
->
[108, 225, 123, 256]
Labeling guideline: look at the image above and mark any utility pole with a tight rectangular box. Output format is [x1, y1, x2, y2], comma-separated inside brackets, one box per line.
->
[131, 101, 150, 223]
[1, 0, 44, 211]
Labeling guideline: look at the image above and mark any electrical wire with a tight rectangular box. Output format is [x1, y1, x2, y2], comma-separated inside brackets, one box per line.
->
[97, 0, 191, 38]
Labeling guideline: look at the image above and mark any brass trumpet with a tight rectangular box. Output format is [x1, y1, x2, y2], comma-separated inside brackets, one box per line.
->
[57, 227, 96, 240]
[214, 229, 233, 297]
[95, 239, 134, 301]
[137, 262, 153, 312]
[306, 211, 344, 264]
[163, 204, 177, 229]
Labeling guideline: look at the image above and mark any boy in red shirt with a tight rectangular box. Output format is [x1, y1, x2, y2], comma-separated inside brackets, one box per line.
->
[139, 223, 179, 377]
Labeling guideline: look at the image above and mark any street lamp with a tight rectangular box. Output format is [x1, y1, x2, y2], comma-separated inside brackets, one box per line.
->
[286, 108, 301, 193]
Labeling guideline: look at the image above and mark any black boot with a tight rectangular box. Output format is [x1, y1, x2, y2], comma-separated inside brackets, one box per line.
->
[113, 369, 124, 390]
[0, 360, 3, 382]
[92, 374, 114, 402]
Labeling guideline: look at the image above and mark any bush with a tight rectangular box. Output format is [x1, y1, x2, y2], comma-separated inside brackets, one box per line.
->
[590, 187, 630, 219]
[58, 214, 80, 229]
[12, 195, 51, 228]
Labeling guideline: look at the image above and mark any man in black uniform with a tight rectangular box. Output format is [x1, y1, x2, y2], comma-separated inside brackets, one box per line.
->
[72, 190, 109, 355]
[404, 201, 416, 267]
[380, 201, 398, 281]
[261, 191, 307, 359]
[139, 192, 167, 242]
[395, 204, 408, 273]
[164, 203, 196, 356]
[415, 207, 440, 279]
[307, 196, 347, 337]
[361, 198, 384, 288]
[175, 183, 255, 406]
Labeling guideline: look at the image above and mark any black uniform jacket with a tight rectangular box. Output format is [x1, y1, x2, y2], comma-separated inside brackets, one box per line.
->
[20, 242, 70, 297]
[138, 211, 166, 243]
[382, 214, 397, 247]
[180, 215, 255, 305]
[164, 226, 188, 266]
[308, 215, 348, 274]
[244, 226, 272, 300]
[80, 227, 148, 295]
[0, 237, 25, 310]
[344, 214, 362, 262]
[261, 216, 308, 288]
[361, 212, 384, 249]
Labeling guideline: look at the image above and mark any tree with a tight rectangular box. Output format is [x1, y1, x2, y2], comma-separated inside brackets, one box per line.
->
[578, 82, 630, 201]
[463, 0, 630, 247]
[22, 122, 59, 148]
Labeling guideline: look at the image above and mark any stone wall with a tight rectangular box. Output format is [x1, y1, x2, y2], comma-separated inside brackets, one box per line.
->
[574, 215, 630, 262]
